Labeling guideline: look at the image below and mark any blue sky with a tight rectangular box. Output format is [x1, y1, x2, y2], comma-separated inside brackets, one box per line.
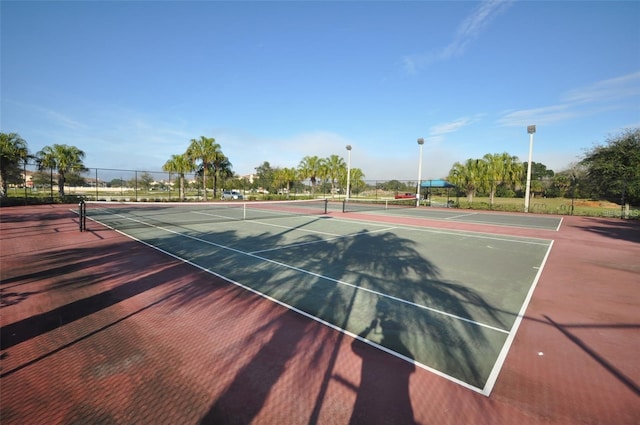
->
[2, 0, 639, 180]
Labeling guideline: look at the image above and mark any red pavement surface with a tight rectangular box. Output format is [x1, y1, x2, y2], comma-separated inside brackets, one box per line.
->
[1, 204, 639, 425]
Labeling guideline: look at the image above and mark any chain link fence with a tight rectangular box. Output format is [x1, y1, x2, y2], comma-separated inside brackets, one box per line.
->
[2, 164, 638, 219]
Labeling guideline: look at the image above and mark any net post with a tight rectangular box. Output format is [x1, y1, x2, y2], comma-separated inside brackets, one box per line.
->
[342, 199, 347, 213]
[78, 200, 86, 232]
[324, 198, 328, 214]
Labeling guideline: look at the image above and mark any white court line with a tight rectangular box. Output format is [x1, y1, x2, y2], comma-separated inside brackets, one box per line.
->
[482, 240, 555, 396]
[191, 210, 242, 221]
[445, 212, 478, 220]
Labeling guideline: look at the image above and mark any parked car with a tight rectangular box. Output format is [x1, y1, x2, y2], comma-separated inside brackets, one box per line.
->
[394, 192, 416, 199]
[221, 190, 243, 200]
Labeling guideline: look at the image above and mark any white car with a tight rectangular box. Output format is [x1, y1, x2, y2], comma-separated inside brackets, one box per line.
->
[221, 190, 243, 200]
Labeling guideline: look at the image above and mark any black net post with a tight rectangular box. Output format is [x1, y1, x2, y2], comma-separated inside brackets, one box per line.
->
[79, 200, 86, 232]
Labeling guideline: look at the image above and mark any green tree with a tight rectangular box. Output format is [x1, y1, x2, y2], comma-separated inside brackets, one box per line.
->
[531, 161, 555, 180]
[448, 158, 486, 203]
[109, 178, 126, 188]
[30, 170, 51, 188]
[36, 148, 57, 199]
[66, 173, 86, 187]
[522, 161, 554, 198]
[483, 153, 522, 207]
[298, 155, 325, 194]
[185, 136, 222, 201]
[254, 161, 275, 193]
[0, 132, 29, 198]
[163, 154, 192, 200]
[139, 172, 155, 192]
[274, 167, 298, 197]
[581, 128, 640, 207]
[346, 167, 365, 196]
[211, 153, 233, 198]
[378, 180, 411, 193]
[36, 144, 86, 197]
[548, 174, 572, 198]
[323, 154, 346, 197]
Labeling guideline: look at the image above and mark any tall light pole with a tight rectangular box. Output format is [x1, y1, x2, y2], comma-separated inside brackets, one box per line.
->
[416, 138, 424, 207]
[524, 125, 536, 213]
[345, 144, 352, 200]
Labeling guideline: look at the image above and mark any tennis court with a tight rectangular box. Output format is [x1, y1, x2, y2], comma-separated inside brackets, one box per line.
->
[83, 200, 553, 394]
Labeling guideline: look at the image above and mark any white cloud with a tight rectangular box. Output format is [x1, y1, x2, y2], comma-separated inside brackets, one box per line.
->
[429, 115, 482, 136]
[15, 101, 88, 131]
[497, 71, 640, 127]
[403, 0, 513, 73]
[443, 0, 513, 60]
[497, 104, 577, 127]
[562, 71, 640, 104]
[43, 109, 87, 130]
[402, 56, 418, 75]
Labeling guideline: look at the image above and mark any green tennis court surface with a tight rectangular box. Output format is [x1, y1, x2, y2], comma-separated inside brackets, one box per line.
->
[85, 201, 553, 395]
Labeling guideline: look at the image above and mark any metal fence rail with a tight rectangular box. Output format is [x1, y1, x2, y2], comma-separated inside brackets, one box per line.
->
[3, 164, 638, 219]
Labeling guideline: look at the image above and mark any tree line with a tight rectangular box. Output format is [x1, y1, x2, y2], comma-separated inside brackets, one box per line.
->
[162, 137, 365, 200]
[1, 129, 639, 207]
[0, 134, 87, 198]
[446, 128, 640, 208]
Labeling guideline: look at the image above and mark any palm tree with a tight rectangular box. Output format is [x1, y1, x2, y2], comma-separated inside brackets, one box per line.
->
[298, 155, 324, 194]
[483, 153, 521, 207]
[448, 158, 485, 203]
[275, 167, 298, 197]
[0, 132, 29, 198]
[323, 154, 346, 197]
[185, 136, 222, 201]
[483, 153, 501, 207]
[36, 144, 86, 197]
[210, 153, 233, 198]
[36, 147, 57, 201]
[347, 167, 365, 196]
[163, 154, 193, 200]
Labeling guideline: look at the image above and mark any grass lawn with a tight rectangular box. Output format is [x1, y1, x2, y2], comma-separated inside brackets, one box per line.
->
[428, 195, 637, 218]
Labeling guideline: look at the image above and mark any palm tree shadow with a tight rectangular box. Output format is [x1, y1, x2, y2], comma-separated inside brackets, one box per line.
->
[198, 310, 314, 425]
[163, 223, 502, 424]
[350, 300, 417, 425]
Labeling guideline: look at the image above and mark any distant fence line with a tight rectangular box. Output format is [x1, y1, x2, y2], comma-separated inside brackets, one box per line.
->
[17, 165, 450, 198]
[5, 165, 638, 219]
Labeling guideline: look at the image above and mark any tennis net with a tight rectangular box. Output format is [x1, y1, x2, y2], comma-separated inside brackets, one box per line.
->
[342, 198, 417, 213]
[81, 199, 328, 230]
